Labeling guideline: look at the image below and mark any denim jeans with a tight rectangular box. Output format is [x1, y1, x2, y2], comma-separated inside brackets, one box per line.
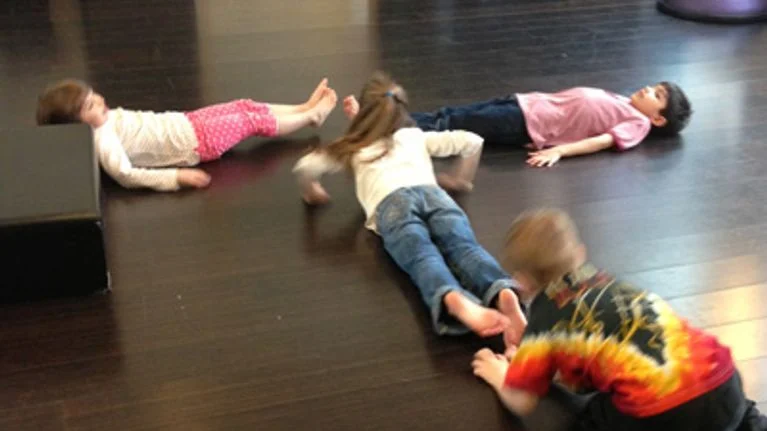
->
[410, 96, 532, 146]
[375, 185, 518, 335]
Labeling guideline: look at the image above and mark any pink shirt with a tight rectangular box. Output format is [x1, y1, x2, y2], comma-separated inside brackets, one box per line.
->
[516, 87, 651, 151]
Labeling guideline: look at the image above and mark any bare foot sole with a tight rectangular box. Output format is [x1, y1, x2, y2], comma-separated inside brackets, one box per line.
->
[444, 291, 510, 337]
[303, 78, 328, 111]
[309, 88, 338, 127]
[497, 288, 528, 350]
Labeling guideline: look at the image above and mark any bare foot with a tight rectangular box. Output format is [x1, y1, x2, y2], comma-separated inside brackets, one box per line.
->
[309, 88, 338, 127]
[302, 78, 328, 111]
[444, 291, 511, 337]
[497, 288, 528, 354]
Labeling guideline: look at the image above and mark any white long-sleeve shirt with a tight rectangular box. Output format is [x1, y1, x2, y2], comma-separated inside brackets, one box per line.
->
[93, 108, 200, 191]
[293, 128, 483, 232]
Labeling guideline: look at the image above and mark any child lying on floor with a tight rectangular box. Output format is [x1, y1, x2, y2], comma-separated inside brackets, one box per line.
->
[343, 82, 692, 168]
[37, 78, 337, 191]
[293, 71, 527, 341]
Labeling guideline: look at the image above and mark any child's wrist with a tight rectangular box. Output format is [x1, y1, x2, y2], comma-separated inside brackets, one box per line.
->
[451, 172, 474, 187]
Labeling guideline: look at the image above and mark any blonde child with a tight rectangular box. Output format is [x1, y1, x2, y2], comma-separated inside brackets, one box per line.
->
[471, 209, 766, 430]
[293, 71, 527, 339]
[36, 78, 338, 191]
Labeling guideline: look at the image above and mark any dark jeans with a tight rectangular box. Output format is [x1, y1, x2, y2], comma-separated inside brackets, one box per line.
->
[572, 372, 766, 431]
[375, 185, 518, 335]
[410, 96, 532, 146]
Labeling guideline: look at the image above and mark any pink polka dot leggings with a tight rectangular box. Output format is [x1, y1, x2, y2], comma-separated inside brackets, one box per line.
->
[186, 99, 278, 162]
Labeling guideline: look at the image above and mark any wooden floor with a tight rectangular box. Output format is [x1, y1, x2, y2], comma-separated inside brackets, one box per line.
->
[2, 0, 767, 429]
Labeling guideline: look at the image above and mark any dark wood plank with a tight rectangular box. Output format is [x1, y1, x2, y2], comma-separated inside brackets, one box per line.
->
[0, 403, 66, 431]
[739, 358, 767, 404]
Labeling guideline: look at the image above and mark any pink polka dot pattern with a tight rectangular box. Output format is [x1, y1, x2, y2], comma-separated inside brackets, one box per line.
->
[186, 99, 278, 162]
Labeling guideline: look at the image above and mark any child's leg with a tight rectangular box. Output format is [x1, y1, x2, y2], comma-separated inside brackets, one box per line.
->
[410, 98, 505, 130]
[421, 187, 517, 302]
[270, 87, 337, 135]
[187, 99, 279, 161]
[187, 92, 336, 162]
[267, 78, 329, 115]
[740, 401, 767, 430]
[272, 89, 336, 135]
[410, 96, 530, 145]
[375, 188, 509, 337]
[419, 186, 527, 339]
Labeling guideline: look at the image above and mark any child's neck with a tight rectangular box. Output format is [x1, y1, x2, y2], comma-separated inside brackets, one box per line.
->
[629, 101, 652, 120]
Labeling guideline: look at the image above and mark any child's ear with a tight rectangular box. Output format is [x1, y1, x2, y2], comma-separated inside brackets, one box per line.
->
[651, 114, 668, 127]
[576, 243, 588, 265]
[513, 272, 536, 295]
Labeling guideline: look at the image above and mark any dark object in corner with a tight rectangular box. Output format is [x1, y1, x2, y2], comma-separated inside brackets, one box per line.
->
[657, 0, 767, 23]
[0, 125, 110, 303]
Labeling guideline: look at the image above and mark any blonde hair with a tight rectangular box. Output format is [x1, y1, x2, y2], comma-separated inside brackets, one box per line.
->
[324, 71, 413, 167]
[36, 79, 91, 125]
[503, 208, 583, 289]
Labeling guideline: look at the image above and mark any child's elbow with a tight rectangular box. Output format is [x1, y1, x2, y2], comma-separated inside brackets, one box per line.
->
[466, 132, 484, 150]
[509, 392, 539, 418]
[515, 396, 539, 417]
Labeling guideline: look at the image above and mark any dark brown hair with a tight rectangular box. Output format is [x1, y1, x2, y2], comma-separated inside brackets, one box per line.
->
[324, 71, 413, 167]
[36, 79, 91, 125]
[652, 81, 692, 136]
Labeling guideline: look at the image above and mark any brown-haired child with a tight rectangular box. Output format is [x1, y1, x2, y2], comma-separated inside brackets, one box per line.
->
[37, 78, 337, 191]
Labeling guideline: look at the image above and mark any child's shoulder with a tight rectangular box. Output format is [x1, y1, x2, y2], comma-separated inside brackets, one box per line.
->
[389, 127, 430, 146]
[393, 126, 425, 138]
[576, 87, 628, 102]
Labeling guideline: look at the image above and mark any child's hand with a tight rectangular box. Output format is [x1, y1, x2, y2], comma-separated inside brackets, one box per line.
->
[302, 181, 331, 205]
[437, 173, 474, 193]
[504, 344, 518, 360]
[177, 168, 211, 188]
[472, 348, 510, 391]
[527, 148, 562, 168]
[343, 95, 359, 120]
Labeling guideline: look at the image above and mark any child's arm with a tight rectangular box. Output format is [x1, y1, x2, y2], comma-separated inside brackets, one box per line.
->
[292, 150, 343, 205]
[424, 130, 484, 192]
[437, 148, 481, 193]
[472, 348, 540, 417]
[527, 133, 614, 168]
[343, 95, 359, 120]
[96, 126, 209, 191]
[299, 178, 331, 205]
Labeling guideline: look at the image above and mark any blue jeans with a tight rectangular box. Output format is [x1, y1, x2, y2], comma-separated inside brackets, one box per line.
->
[410, 96, 531, 146]
[375, 185, 518, 335]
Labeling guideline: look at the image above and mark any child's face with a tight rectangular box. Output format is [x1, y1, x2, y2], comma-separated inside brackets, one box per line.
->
[79, 90, 109, 128]
[630, 84, 668, 127]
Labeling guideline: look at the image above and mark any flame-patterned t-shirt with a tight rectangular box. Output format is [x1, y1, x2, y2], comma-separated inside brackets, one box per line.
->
[504, 264, 735, 417]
